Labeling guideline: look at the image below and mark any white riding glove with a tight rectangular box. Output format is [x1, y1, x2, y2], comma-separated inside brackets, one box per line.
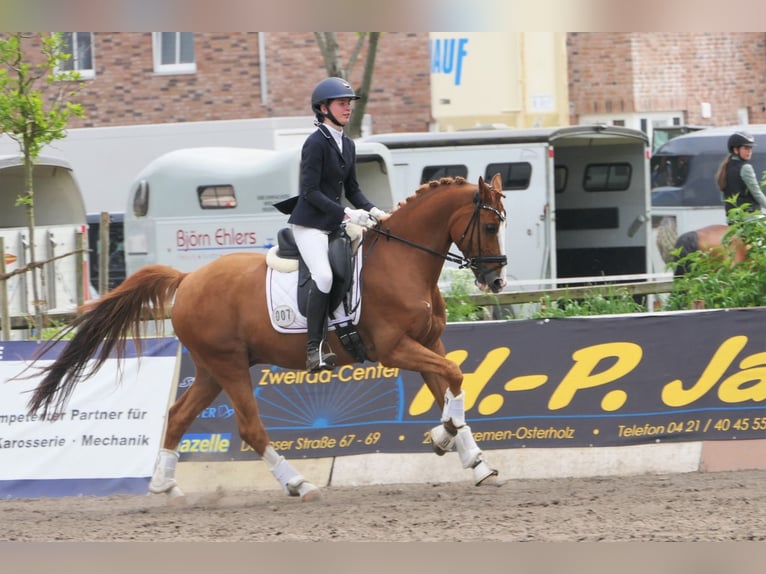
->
[369, 207, 387, 219]
[344, 207, 374, 228]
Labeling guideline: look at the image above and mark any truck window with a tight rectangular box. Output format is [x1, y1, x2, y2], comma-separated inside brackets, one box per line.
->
[650, 154, 723, 207]
[421, 164, 467, 184]
[554, 165, 568, 194]
[132, 180, 149, 217]
[484, 162, 531, 190]
[198, 185, 237, 209]
[583, 163, 631, 192]
[650, 155, 690, 188]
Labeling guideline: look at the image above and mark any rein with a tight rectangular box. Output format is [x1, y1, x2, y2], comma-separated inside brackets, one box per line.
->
[368, 190, 507, 273]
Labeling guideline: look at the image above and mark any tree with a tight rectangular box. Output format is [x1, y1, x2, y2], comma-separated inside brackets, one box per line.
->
[314, 32, 380, 139]
[0, 32, 84, 337]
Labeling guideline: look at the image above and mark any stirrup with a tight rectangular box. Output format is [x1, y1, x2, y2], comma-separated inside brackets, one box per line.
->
[307, 348, 336, 372]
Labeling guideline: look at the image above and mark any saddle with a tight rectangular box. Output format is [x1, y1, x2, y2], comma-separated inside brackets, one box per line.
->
[269, 225, 367, 361]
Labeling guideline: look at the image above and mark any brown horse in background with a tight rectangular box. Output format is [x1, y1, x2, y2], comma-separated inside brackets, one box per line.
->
[24, 174, 508, 500]
[672, 223, 748, 276]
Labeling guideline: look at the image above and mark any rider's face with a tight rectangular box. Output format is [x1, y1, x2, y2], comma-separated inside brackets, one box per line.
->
[737, 145, 754, 159]
[323, 98, 353, 126]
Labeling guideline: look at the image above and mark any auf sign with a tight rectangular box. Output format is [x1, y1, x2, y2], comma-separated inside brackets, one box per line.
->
[431, 37, 469, 86]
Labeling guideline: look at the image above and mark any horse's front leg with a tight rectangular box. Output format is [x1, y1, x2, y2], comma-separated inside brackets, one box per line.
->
[423, 371, 499, 486]
[384, 337, 500, 486]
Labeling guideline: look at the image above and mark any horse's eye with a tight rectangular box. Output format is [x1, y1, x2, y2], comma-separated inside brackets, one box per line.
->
[484, 223, 498, 235]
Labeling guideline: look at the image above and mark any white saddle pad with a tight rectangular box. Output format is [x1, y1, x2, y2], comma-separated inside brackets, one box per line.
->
[265, 245, 363, 334]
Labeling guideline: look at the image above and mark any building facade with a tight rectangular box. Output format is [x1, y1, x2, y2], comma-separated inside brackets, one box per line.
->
[47, 32, 433, 135]
[568, 32, 766, 139]
[7, 32, 766, 139]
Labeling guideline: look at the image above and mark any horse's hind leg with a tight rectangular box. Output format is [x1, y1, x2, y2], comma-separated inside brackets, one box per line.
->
[150, 365, 223, 497]
[211, 356, 321, 502]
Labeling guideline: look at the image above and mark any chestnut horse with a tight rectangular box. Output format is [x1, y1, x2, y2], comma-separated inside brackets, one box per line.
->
[672, 224, 747, 276]
[25, 174, 508, 500]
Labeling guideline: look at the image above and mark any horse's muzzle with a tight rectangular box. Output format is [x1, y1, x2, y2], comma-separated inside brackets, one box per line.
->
[475, 276, 507, 294]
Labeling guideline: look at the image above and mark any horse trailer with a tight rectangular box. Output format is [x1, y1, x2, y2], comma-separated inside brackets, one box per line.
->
[361, 126, 654, 290]
[0, 154, 89, 329]
[123, 143, 397, 276]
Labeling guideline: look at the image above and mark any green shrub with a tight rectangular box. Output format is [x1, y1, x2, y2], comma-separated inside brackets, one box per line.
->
[442, 269, 493, 321]
[532, 286, 646, 319]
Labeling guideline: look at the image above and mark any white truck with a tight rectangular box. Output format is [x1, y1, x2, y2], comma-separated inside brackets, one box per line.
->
[362, 125, 655, 289]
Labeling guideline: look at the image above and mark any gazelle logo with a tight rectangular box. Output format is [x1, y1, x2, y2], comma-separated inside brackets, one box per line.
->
[178, 433, 232, 454]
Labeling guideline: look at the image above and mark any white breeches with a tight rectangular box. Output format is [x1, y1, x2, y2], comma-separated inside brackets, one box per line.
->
[292, 224, 332, 293]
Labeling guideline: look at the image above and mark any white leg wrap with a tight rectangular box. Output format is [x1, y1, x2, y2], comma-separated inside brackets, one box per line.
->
[429, 424, 457, 455]
[264, 445, 319, 499]
[440, 389, 466, 428]
[455, 426, 482, 469]
[454, 426, 499, 485]
[149, 448, 184, 496]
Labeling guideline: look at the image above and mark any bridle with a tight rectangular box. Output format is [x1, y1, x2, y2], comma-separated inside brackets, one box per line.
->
[367, 189, 508, 281]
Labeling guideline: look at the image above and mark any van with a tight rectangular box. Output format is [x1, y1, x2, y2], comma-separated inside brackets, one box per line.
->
[362, 126, 653, 288]
[124, 144, 396, 275]
[650, 125, 766, 259]
[0, 154, 89, 324]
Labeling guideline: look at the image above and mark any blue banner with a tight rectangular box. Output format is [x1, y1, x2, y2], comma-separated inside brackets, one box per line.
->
[176, 309, 766, 461]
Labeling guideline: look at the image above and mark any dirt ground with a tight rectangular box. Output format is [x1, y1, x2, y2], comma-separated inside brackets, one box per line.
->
[2, 469, 766, 542]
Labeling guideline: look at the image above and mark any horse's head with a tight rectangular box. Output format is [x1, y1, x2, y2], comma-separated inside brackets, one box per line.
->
[453, 173, 508, 293]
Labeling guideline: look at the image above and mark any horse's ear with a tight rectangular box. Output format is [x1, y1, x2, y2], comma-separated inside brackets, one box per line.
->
[478, 175, 486, 189]
[491, 173, 502, 193]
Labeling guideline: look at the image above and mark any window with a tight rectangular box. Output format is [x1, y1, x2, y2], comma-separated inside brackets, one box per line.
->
[58, 32, 94, 79]
[485, 162, 532, 190]
[153, 32, 196, 74]
[421, 165, 467, 184]
[199, 185, 237, 209]
[583, 163, 632, 192]
[132, 180, 149, 217]
[554, 165, 568, 194]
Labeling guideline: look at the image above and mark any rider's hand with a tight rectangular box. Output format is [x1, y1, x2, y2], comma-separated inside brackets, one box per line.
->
[369, 207, 387, 220]
[344, 207, 373, 227]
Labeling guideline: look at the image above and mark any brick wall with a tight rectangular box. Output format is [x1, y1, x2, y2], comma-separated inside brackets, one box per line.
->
[568, 32, 766, 126]
[32, 32, 431, 135]
[8, 33, 766, 135]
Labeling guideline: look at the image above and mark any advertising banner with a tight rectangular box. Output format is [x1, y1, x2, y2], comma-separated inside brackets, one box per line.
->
[0, 338, 178, 498]
[176, 308, 766, 462]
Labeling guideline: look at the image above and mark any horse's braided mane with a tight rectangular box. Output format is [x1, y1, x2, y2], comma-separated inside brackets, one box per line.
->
[391, 176, 468, 212]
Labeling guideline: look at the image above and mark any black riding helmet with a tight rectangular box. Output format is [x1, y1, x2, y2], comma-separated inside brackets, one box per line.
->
[728, 131, 756, 153]
[311, 77, 359, 125]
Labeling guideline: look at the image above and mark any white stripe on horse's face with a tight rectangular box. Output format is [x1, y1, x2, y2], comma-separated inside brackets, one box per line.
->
[498, 215, 508, 282]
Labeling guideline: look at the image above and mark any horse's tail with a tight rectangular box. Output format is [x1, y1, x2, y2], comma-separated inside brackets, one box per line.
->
[26, 265, 187, 417]
[672, 231, 699, 277]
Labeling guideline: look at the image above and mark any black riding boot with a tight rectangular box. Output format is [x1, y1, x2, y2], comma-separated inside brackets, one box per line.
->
[305, 281, 337, 372]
